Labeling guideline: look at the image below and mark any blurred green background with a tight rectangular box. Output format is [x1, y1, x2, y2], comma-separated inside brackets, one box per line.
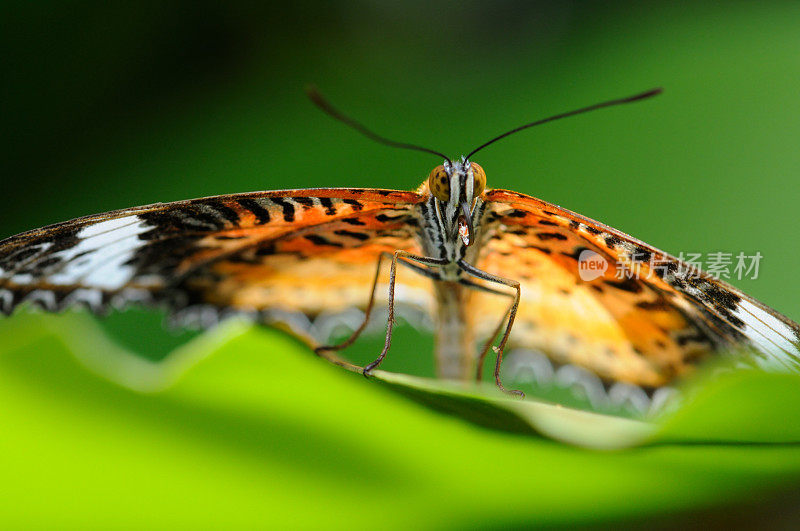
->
[3, 1, 800, 528]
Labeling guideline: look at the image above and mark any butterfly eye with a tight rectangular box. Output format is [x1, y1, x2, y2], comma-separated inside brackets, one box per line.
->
[470, 162, 486, 196]
[428, 165, 450, 202]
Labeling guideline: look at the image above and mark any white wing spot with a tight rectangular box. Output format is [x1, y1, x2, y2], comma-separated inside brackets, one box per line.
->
[0, 288, 14, 312]
[63, 288, 104, 312]
[735, 299, 800, 368]
[24, 290, 57, 310]
[47, 218, 150, 289]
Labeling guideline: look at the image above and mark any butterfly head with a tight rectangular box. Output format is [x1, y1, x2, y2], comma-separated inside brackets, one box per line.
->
[427, 158, 486, 247]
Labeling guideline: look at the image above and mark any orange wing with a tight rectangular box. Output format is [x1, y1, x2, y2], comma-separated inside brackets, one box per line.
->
[474, 189, 800, 388]
[0, 189, 433, 340]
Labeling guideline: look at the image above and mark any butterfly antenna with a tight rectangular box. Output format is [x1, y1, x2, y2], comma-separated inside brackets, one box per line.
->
[466, 88, 663, 160]
[307, 85, 452, 164]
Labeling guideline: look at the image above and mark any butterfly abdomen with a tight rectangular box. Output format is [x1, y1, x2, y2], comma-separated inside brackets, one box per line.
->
[434, 281, 477, 379]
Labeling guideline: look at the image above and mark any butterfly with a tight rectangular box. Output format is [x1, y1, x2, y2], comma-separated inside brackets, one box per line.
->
[1, 87, 798, 400]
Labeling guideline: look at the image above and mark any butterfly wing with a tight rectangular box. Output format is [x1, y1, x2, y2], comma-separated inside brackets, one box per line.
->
[0, 189, 432, 342]
[474, 189, 800, 387]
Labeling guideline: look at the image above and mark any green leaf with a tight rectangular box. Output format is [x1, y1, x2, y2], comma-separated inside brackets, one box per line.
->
[3, 311, 800, 528]
[373, 371, 655, 449]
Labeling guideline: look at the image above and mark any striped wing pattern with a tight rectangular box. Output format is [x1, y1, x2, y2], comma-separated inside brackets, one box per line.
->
[2, 184, 799, 390]
[475, 189, 800, 387]
[0, 189, 432, 332]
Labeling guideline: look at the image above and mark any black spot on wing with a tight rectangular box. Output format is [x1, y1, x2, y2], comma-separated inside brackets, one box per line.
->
[526, 244, 552, 255]
[653, 261, 679, 280]
[205, 200, 240, 224]
[536, 232, 567, 241]
[33, 256, 62, 269]
[333, 230, 370, 241]
[636, 299, 671, 311]
[255, 242, 276, 256]
[236, 198, 271, 224]
[375, 212, 409, 223]
[676, 332, 710, 347]
[140, 207, 220, 232]
[304, 234, 343, 247]
[188, 205, 233, 230]
[124, 235, 205, 277]
[270, 198, 296, 222]
[318, 197, 337, 216]
[688, 277, 741, 311]
[46, 228, 82, 254]
[630, 247, 652, 263]
[485, 211, 502, 223]
[294, 197, 315, 208]
[725, 312, 746, 331]
[603, 277, 643, 293]
[343, 199, 363, 211]
[0, 246, 43, 269]
[560, 246, 590, 261]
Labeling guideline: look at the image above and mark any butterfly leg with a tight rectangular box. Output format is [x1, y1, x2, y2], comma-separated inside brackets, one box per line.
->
[457, 279, 515, 383]
[363, 250, 448, 377]
[457, 259, 523, 397]
[315, 250, 444, 374]
[313, 253, 388, 369]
